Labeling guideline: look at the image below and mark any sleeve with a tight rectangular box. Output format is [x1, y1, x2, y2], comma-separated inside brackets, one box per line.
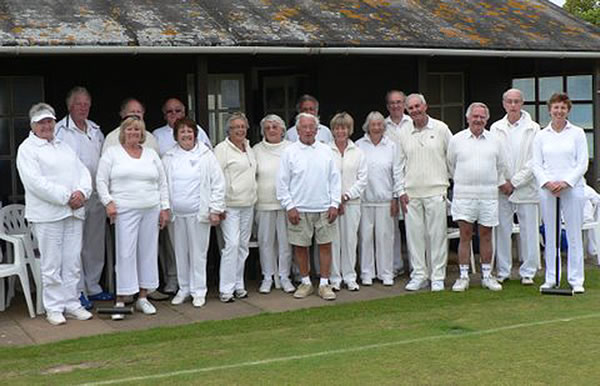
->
[214, 143, 228, 171]
[511, 125, 539, 188]
[196, 125, 213, 150]
[328, 154, 342, 207]
[207, 153, 226, 214]
[396, 140, 407, 196]
[346, 151, 368, 200]
[446, 136, 457, 179]
[74, 155, 92, 199]
[276, 149, 295, 211]
[564, 128, 589, 187]
[16, 144, 71, 206]
[496, 138, 509, 186]
[531, 133, 550, 188]
[95, 150, 114, 206]
[153, 151, 170, 210]
[391, 142, 403, 198]
[146, 133, 161, 155]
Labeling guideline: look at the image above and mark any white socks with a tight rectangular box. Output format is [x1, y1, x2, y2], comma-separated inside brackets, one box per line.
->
[319, 277, 329, 287]
[481, 263, 492, 279]
[459, 264, 470, 279]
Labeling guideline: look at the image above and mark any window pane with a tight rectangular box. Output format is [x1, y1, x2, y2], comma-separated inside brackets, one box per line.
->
[0, 160, 12, 202]
[428, 107, 441, 122]
[427, 74, 441, 105]
[512, 78, 535, 102]
[0, 78, 10, 115]
[443, 106, 464, 133]
[569, 104, 593, 128]
[443, 74, 463, 104]
[13, 77, 43, 116]
[567, 75, 593, 101]
[14, 118, 30, 148]
[220, 79, 241, 109]
[539, 77, 563, 102]
[0, 118, 9, 155]
[538, 104, 550, 128]
[585, 131, 594, 159]
[265, 86, 285, 110]
[522, 104, 536, 122]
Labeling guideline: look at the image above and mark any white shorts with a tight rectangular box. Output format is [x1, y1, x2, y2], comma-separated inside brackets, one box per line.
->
[451, 198, 498, 227]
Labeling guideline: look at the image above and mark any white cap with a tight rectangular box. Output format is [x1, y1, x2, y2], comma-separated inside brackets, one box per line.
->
[30, 109, 56, 123]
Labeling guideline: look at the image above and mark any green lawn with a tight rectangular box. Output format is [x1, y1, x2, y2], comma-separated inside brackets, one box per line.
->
[1, 269, 599, 385]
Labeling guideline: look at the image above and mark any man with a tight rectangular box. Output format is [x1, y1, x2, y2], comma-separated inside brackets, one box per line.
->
[101, 98, 160, 154]
[55, 86, 110, 309]
[153, 97, 212, 156]
[384, 90, 413, 277]
[490, 89, 541, 285]
[399, 93, 453, 292]
[447, 102, 507, 292]
[277, 113, 341, 300]
[285, 95, 333, 144]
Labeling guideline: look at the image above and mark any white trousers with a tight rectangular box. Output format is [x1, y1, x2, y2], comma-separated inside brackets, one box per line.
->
[495, 196, 539, 279]
[331, 204, 361, 284]
[34, 217, 84, 313]
[219, 206, 253, 295]
[539, 187, 585, 287]
[171, 216, 210, 298]
[77, 193, 106, 295]
[393, 213, 404, 272]
[360, 206, 394, 282]
[256, 210, 293, 282]
[405, 195, 448, 282]
[115, 206, 159, 296]
[159, 225, 178, 288]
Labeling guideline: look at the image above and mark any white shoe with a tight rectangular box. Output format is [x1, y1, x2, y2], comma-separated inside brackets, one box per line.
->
[539, 281, 556, 290]
[405, 278, 428, 291]
[362, 278, 373, 286]
[46, 312, 66, 326]
[496, 275, 510, 283]
[171, 291, 190, 305]
[280, 280, 296, 293]
[66, 307, 93, 320]
[259, 280, 273, 294]
[192, 296, 206, 308]
[452, 277, 470, 292]
[220, 293, 234, 303]
[431, 280, 445, 292]
[521, 277, 534, 286]
[111, 302, 125, 321]
[346, 281, 360, 291]
[235, 289, 248, 299]
[481, 276, 503, 291]
[136, 298, 157, 315]
[383, 279, 394, 286]
[572, 285, 585, 294]
[331, 282, 341, 291]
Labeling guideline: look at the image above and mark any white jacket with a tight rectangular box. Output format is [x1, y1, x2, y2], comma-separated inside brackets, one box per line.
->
[214, 138, 257, 207]
[162, 143, 225, 222]
[17, 132, 92, 222]
[331, 140, 368, 205]
[253, 139, 291, 211]
[490, 111, 540, 203]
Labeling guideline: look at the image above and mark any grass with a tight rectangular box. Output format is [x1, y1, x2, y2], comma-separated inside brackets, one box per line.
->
[1, 268, 600, 385]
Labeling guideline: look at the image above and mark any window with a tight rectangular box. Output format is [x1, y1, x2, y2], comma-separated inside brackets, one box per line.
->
[512, 75, 594, 157]
[262, 75, 310, 126]
[427, 72, 464, 133]
[0, 76, 44, 203]
[207, 75, 245, 146]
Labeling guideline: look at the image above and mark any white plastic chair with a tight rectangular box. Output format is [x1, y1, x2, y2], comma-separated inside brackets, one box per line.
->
[582, 203, 600, 264]
[0, 204, 43, 315]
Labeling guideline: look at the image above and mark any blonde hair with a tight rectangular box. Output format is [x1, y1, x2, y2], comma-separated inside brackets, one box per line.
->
[118, 117, 146, 145]
[330, 112, 354, 136]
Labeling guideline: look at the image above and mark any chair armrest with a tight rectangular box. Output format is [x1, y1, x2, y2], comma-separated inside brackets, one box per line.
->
[0, 233, 21, 245]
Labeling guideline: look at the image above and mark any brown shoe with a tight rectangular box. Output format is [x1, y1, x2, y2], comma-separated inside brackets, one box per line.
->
[147, 290, 170, 301]
[318, 285, 336, 301]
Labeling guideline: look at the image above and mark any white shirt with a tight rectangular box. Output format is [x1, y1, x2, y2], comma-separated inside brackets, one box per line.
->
[277, 140, 341, 212]
[54, 115, 104, 187]
[253, 139, 291, 211]
[16, 132, 92, 222]
[330, 140, 368, 205]
[96, 145, 169, 210]
[447, 128, 507, 200]
[355, 134, 402, 205]
[153, 123, 212, 156]
[384, 115, 413, 146]
[532, 121, 588, 189]
[162, 143, 225, 221]
[101, 126, 160, 155]
[286, 124, 333, 144]
[214, 138, 257, 207]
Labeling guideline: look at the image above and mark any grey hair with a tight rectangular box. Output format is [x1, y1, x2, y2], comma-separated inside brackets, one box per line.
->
[225, 111, 249, 136]
[362, 111, 386, 134]
[65, 86, 91, 109]
[502, 88, 524, 102]
[405, 93, 427, 108]
[295, 94, 319, 114]
[29, 102, 55, 121]
[465, 102, 490, 119]
[259, 114, 286, 139]
[385, 89, 407, 104]
[295, 112, 319, 127]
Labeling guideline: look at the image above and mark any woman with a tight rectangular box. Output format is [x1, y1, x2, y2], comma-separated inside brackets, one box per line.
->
[356, 111, 401, 287]
[16, 103, 93, 325]
[96, 117, 170, 320]
[214, 112, 257, 302]
[329, 112, 368, 291]
[532, 92, 588, 293]
[163, 118, 225, 307]
[253, 114, 295, 294]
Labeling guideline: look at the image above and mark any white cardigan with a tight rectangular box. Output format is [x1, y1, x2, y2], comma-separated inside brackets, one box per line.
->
[214, 138, 257, 207]
[16, 132, 92, 222]
[253, 139, 291, 211]
[162, 143, 225, 222]
[330, 140, 368, 205]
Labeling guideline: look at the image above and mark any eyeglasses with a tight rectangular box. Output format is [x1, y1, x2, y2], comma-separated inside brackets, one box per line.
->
[166, 109, 184, 114]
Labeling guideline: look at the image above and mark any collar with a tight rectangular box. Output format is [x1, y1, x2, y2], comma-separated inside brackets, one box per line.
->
[466, 128, 489, 139]
[331, 139, 356, 152]
[298, 139, 319, 149]
[225, 137, 249, 153]
[546, 120, 574, 134]
[365, 133, 388, 145]
[28, 131, 61, 147]
[385, 115, 411, 126]
[411, 115, 434, 134]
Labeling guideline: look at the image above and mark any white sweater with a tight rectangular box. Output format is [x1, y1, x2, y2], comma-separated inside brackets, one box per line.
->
[16, 132, 92, 222]
[214, 138, 257, 207]
[331, 140, 368, 205]
[101, 126, 160, 155]
[162, 144, 225, 222]
[253, 139, 291, 211]
[96, 145, 169, 210]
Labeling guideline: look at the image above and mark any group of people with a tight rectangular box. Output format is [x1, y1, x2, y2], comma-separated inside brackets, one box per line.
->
[15, 86, 591, 326]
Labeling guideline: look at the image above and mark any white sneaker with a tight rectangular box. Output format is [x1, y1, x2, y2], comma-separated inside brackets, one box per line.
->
[331, 282, 341, 291]
[111, 302, 125, 321]
[220, 293, 234, 303]
[346, 281, 360, 291]
[235, 289, 248, 299]
[362, 278, 373, 286]
[280, 280, 296, 293]
[46, 312, 66, 326]
[192, 296, 206, 308]
[65, 307, 93, 320]
[383, 279, 394, 286]
[539, 281, 556, 290]
[405, 278, 428, 291]
[572, 285, 585, 294]
[171, 291, 190, 305]
[481, 276, 503, 291]
[452, 277, 470, 292]
[521, 277, 534, 286]
[496, 275, 510, 283]
[136, 298, 157, 315]
[259, 280, 273, 294]
[431, 280, 445, 292]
